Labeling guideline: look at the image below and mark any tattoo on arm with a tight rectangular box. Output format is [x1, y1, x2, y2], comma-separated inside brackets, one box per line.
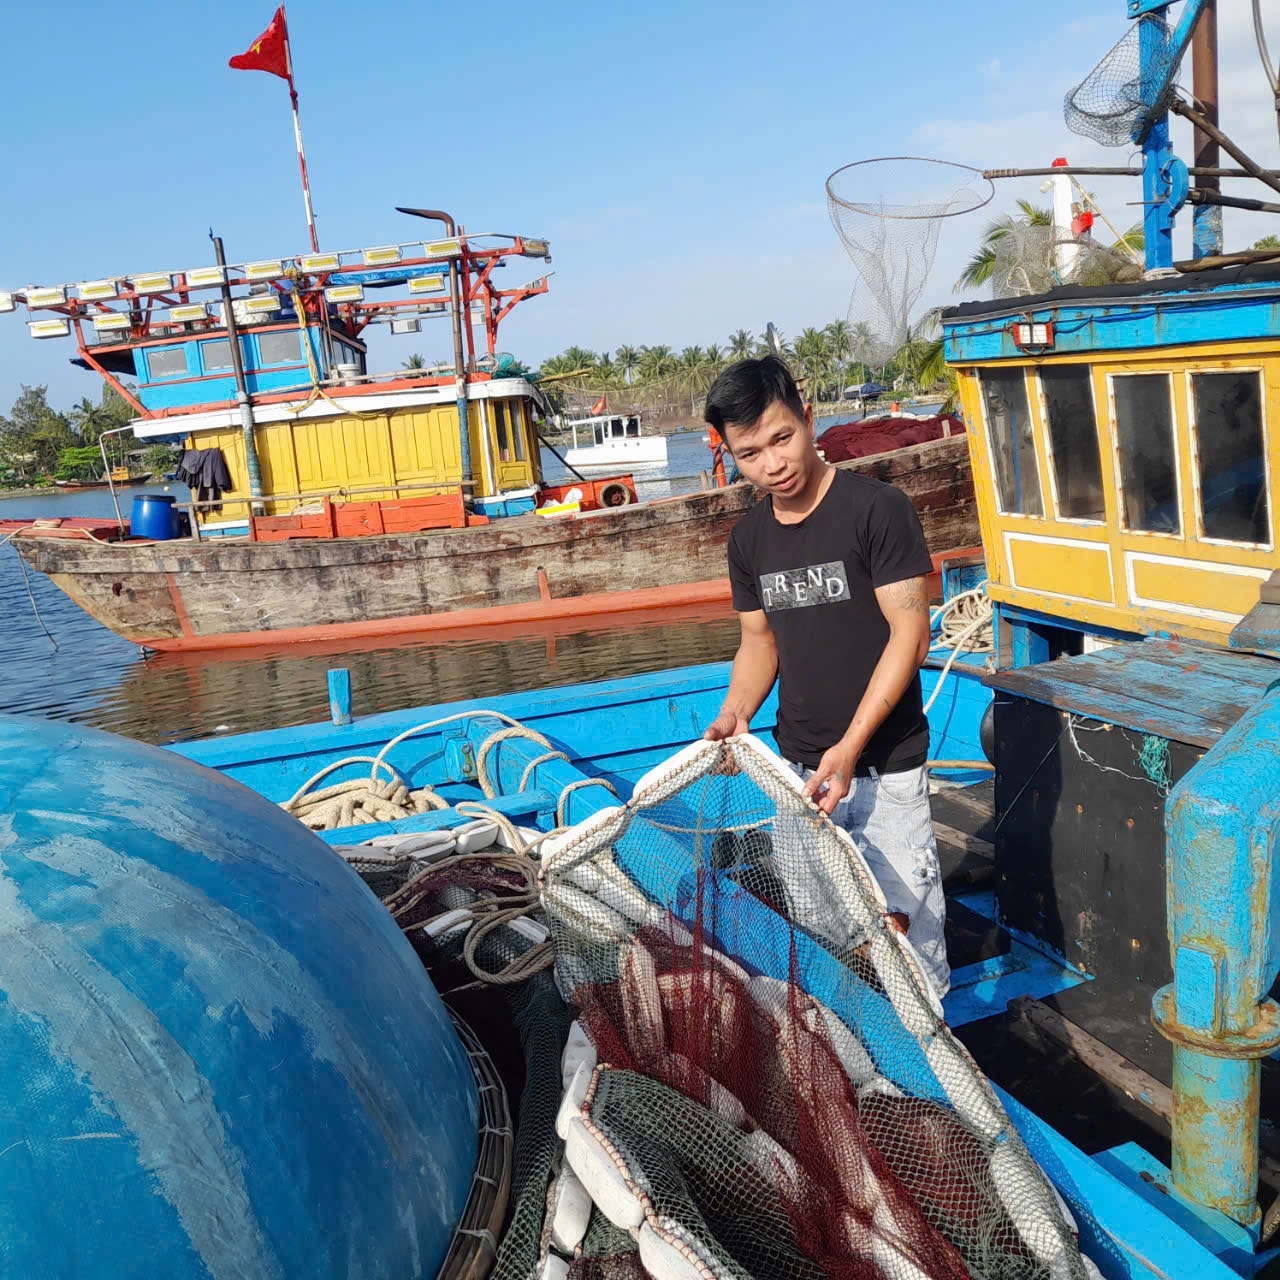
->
[883, 577, 929, 616]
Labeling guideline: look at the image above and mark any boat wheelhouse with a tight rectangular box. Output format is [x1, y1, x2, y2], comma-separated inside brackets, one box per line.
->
[563, 412, 668, 469]
[930, 0, 1280, 1258]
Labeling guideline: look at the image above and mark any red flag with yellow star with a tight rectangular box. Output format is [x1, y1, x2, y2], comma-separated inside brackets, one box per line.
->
[229, 7, 291, 83]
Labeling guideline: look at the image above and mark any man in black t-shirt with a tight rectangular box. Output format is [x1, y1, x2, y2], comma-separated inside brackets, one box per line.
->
[701, 356, 949, 997]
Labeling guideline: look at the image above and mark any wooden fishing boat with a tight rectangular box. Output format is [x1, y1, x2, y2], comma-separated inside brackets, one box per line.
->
[52, 471, 151, 490]
[9, 431, 977, 651]
[1, 226, 980, 651]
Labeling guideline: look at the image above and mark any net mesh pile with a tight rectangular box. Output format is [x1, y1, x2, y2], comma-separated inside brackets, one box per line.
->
[826, 158, 993, 369]
[990, 223, 1144, 298]
[540, 736, 1092, 1280]
[1064, 13, 1176, 147]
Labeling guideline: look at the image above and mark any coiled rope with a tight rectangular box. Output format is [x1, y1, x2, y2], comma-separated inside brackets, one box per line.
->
[923, 584, 994, 717]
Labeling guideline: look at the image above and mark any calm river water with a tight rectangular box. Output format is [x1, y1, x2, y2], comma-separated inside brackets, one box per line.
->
[0, 431, 741, 744]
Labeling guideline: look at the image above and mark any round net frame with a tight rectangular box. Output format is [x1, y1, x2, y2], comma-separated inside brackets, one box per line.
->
[538, 736, 1096, 1280]
[1064, 13, 1176, 148]
[826, 157, 994, 370]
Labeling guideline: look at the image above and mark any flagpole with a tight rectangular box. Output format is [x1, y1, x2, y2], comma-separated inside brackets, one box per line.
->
[283, 12, 319, 253]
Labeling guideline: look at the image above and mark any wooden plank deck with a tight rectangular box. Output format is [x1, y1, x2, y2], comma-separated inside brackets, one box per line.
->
[985, 639, 1279, 748]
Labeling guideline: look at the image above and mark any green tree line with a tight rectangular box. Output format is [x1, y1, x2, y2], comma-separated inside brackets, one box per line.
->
[0, 385, 174, 487]
[533, 320, 950, 420]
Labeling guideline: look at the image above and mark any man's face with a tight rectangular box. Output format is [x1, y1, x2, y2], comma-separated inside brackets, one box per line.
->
[723, 400, 818, 498]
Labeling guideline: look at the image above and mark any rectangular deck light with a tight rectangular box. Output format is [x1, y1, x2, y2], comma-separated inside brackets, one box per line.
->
[0, 292, 15, 313]
[324, 283, 365, 303]
[29, 318, 70, 338]
[389, 317, 421, 334]
[169, 303, 208, 323]
[363, 245, 402, 266]
[185, 266, 224, 288]
[1012, 321, 1055, 349]
[521, 238, 549, 257]
[408, 275, 446, 294]
[244, 260, 283, 280]
[92, 312, 131, 332]
[301, 252, 341, 272]
[425, 239, 462, 258]
[78, 279, 119, 300]
[25, 285, 67, 307]
[243, 293, 282, 313]
[131, 273, 173, 293]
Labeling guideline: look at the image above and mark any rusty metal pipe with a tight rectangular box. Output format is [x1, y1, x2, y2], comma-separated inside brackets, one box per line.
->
[396, 207, 473, 486]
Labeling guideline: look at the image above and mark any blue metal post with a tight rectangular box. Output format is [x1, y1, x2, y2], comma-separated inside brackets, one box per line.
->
[1139, 39, 1176, 270]
[327, 668, 353, 726]
[1153, 687, 1280, 1227]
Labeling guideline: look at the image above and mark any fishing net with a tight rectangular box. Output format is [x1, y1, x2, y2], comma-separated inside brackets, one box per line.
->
[989, 223, 1144, 298]
[826, 157, 993, 369]
[1064, 13, 1177, 147]
[539, 735, 1096, 1280]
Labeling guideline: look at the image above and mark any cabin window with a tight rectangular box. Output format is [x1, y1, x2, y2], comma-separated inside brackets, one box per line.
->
[611, 417, 626, 439]
[625, 416, 640, 438]
[511, 402, 528, 460]
[201, 339, 235, 372]
[594, 422, 605, 446]
[1040, 366, 1105, 521]
[979, 368, 1043, 516]
[258, 330, 302, 366]
[147, 345, 189, 380]
[1191, 371, 1269, 544]
[493, 401, 512, 462]
[1113, 373, 1180, 534]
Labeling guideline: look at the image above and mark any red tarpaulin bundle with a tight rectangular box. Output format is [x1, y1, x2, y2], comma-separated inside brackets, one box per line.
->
[817, 414, 965, 464]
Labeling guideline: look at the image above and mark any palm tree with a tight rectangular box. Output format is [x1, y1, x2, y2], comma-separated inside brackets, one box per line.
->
[562, 345, 599, 372]
[71, 396, 108, 443]
[615, 344, 641, 385]
[727, 329, 754, 361]
[402, 353, 427, 370]
[794, 327, 834, 402]
[637, 345, 677, 380]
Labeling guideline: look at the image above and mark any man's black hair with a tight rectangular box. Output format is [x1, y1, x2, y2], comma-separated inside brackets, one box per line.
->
[704, 356, 805, 434]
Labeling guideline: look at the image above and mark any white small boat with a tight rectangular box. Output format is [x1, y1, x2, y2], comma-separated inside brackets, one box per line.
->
[563, 413, 668, 468]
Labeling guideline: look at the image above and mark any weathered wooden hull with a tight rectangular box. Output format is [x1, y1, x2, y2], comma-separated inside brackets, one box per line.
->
[15, 435, 978, 651]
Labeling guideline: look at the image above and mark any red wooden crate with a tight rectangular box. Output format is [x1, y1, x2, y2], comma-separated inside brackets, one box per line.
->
[249, 499, 335, 542]
[333, 502, 385, 538]
[378, 492, 467, 533]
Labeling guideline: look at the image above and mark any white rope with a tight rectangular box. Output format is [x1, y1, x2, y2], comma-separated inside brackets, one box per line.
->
[923, 585, 994, 717]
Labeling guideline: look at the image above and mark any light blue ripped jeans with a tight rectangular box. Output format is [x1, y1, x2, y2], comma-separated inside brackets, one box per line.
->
[786, 760, 950, 999]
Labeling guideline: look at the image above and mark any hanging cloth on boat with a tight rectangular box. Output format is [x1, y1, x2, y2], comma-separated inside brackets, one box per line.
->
[176, 448, 234, 515]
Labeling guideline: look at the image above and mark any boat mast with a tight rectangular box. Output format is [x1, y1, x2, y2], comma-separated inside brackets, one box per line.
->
[212, 234, 265, 503]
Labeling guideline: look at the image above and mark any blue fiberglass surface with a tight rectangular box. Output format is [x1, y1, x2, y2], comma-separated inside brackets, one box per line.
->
[0, 714, 477, 1280]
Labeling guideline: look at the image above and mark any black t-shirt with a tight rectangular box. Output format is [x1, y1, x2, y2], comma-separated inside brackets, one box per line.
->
[728, 468, 933, 772]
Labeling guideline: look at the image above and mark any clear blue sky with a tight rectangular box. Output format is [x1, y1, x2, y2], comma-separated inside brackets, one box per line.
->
[2, 0, 1271, 413]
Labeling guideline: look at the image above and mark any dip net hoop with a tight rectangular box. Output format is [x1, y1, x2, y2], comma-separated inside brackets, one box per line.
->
[826, 157, 994, 370]
[536, 735, 1098, 1280]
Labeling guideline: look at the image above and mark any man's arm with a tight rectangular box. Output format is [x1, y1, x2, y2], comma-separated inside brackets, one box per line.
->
[802, 575, 931, 813]
[703, 610, 778, 740]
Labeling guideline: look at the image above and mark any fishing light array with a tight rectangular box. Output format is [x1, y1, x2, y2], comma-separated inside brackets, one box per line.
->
[3, 234, 551, 339]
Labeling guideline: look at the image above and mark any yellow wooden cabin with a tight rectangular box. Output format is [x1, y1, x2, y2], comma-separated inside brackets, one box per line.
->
[943, 274, 1280, 647]
[136, 379, 544, 530]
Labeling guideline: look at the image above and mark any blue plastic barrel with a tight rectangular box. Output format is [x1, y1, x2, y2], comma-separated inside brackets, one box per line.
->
[0, 714, 479, 1279]
[130, 492, 177, 540]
